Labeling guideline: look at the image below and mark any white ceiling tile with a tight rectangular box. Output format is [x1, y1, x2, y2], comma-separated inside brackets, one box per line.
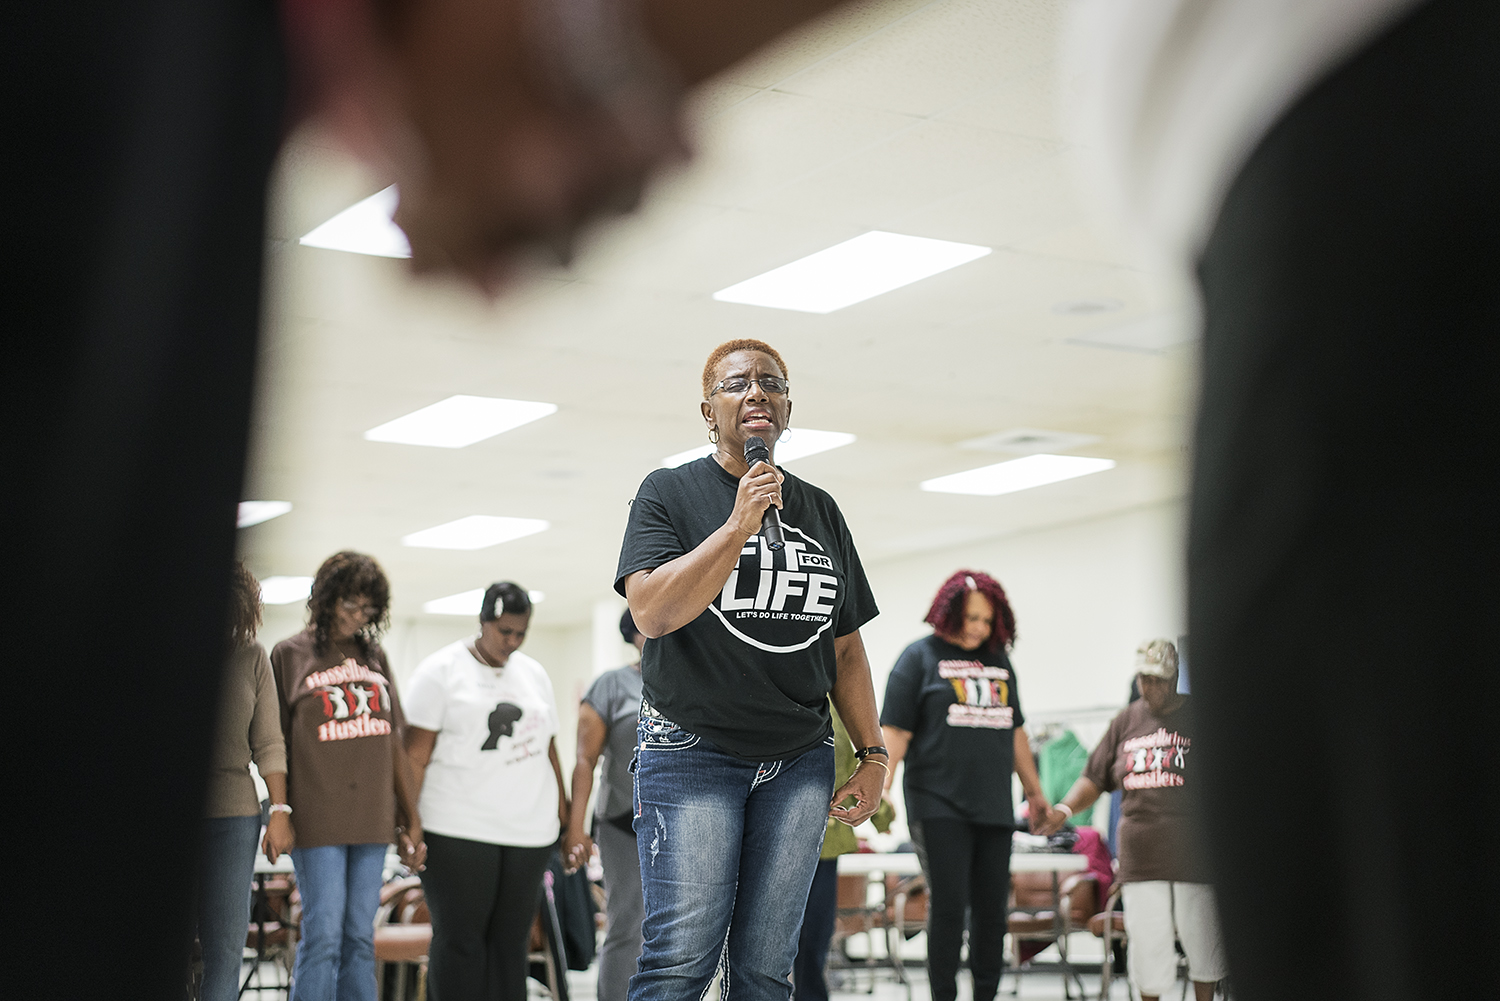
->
[774, 0, 1063, 117]
[244, 0, 1191, 626]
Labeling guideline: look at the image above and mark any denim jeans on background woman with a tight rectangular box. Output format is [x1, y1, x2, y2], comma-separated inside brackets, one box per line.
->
[289, 842, 387, 1001]
[197, 815, 262, 1001]
[628, 713, 834, 1001]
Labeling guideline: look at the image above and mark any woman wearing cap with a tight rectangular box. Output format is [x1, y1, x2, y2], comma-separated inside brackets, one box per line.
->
[403, 582, 569, 1001]
[563, 609, 647, 1001]
[271, 551, 426, 1001]
[1038, 640, 1225, 1001]
[615, 338, 886, 1001]
[879, 570, 1050, 1001]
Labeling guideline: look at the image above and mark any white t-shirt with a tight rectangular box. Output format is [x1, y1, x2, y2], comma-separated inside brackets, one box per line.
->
[403, 640, 560, 847]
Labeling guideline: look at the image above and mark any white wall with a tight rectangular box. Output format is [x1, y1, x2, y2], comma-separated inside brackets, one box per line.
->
[859, 499, 1186, 718]
[858, 499, 1185, 836]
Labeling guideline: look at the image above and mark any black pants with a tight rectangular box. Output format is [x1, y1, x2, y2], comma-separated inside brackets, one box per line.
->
[793, 858, 838, 1001]
[420, 832, 554, 1001]
[1190, 0, 1500, 998]
[910, 819, 1012, 1001]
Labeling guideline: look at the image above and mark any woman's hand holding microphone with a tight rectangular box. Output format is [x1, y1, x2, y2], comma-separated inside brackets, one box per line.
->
[730, 460, 783, 538]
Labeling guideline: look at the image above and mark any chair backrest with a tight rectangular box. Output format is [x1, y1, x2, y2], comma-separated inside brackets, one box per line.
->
[836, 873, 871, 909]
[377, 876, 424, 926]
[1010, 870, 1098, 927]
[401, 894, 430, 925]
[380, 876, 422, 907]
[886, 875, 927, 925]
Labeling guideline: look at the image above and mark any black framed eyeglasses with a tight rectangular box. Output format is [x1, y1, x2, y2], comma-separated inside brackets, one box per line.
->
[709, 375, 789, 397]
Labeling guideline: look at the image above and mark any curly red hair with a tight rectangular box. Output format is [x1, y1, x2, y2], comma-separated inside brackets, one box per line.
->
[924, 570, 1017, 652]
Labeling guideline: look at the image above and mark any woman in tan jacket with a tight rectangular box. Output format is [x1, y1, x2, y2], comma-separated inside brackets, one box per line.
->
[196, 563, 293, 1001]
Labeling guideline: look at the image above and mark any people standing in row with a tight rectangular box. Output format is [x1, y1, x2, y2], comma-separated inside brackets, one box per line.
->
[196, 562, 293, 1001]
[272, 551, 426, 1001]
[880, 570, 1051, 1001]
[616, 338, 887, 1001]
[564, 609, 647, 1001]
[1039, 639, 1224, 1001]
[405, 582, 569, 1001]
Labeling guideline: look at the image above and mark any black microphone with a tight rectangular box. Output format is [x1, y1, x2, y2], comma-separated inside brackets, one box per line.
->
[743, 435, 785, 551]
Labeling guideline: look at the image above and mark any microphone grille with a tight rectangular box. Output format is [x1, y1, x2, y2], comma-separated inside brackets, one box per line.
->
[743, 435, 770, 464]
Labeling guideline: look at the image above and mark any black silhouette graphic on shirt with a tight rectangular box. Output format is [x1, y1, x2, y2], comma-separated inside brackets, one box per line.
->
[481, 702, 524, 750]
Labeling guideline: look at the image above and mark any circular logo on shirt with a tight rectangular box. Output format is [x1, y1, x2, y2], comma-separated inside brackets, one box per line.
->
[708, 522, 840, 653]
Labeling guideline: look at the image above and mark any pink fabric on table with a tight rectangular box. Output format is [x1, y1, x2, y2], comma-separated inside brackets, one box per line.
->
[1015, 829, 1116, 964]
[1072, 827, 1115, 908]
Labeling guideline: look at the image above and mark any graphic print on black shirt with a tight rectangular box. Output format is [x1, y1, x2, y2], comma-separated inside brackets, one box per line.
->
[713, 525, 843, 652]
[615, 457, 878, 760]
[881, 636, 1025, 826]
[482, 702, 524, 750]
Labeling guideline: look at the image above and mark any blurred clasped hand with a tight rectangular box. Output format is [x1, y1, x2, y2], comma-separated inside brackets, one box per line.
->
[284, 0, 691, 292]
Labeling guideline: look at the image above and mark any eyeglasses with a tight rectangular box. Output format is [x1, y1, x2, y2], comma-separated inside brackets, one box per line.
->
[709, 375, 789, 397]
[340, 599, 379, 618]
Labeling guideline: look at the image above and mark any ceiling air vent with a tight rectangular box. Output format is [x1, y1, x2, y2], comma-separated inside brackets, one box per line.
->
[957, 428, 1101, 455]
[1067, 313, 1197, 354]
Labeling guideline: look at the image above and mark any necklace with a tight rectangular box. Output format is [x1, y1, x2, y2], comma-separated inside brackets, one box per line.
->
[470, 636, 505, 670]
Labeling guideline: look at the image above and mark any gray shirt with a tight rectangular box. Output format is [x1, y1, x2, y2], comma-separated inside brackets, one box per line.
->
[582, 665, 643, 823]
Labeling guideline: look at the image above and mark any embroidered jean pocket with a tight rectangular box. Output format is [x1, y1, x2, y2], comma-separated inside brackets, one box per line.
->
[637, 707, 700, 751]
[823, 734, 836, 747]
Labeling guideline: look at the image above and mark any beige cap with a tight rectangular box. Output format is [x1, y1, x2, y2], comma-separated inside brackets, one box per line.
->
[1134, 638, 1179, 679]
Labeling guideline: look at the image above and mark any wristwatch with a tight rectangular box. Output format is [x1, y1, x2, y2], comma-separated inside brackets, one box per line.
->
[854, 745, 889, 762]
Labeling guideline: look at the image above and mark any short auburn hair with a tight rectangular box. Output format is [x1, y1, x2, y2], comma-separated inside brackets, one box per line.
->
[924, 570, 1017, 652]
[701, 339, 790, 399]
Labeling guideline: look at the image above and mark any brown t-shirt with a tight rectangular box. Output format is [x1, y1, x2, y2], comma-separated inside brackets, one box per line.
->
[1082, 696, 1208, 884]
[271, 629, 405, 848]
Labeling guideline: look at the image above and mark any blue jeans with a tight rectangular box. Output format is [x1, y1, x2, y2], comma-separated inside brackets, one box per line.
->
[198, 815, 261, 1001]
[629, 716, 833, 1001]
[290, 843, 387, 1001]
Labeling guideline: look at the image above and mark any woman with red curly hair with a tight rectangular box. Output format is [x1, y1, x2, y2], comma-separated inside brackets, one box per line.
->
[879, 570, 1050, 1001]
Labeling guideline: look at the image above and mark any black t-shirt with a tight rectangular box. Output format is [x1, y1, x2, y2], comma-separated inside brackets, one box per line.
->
[614, 457, 878, 760]
[880, 635, 1026, 826]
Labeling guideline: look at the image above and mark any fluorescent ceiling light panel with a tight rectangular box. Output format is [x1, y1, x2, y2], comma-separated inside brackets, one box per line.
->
[299, 185, 412, 258]
[712, 232, 991, 314]
[661, 429, 856, 468]
[777, 429, 857, 461]
[260, 576, 314, 605]
[920, 454, 1116, 496]
[423, 587, 545, 615]
[237, 500, 292, 528]
[365, 395, 558, 448]
[402, 515, 550, 550]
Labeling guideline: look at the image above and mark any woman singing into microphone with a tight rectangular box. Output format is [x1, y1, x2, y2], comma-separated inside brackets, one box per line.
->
[616, 338, 886, 1001]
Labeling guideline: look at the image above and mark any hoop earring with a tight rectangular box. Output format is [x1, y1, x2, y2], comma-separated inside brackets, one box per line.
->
[779, 427, 792, 443]
[708, 427, 720, 444]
